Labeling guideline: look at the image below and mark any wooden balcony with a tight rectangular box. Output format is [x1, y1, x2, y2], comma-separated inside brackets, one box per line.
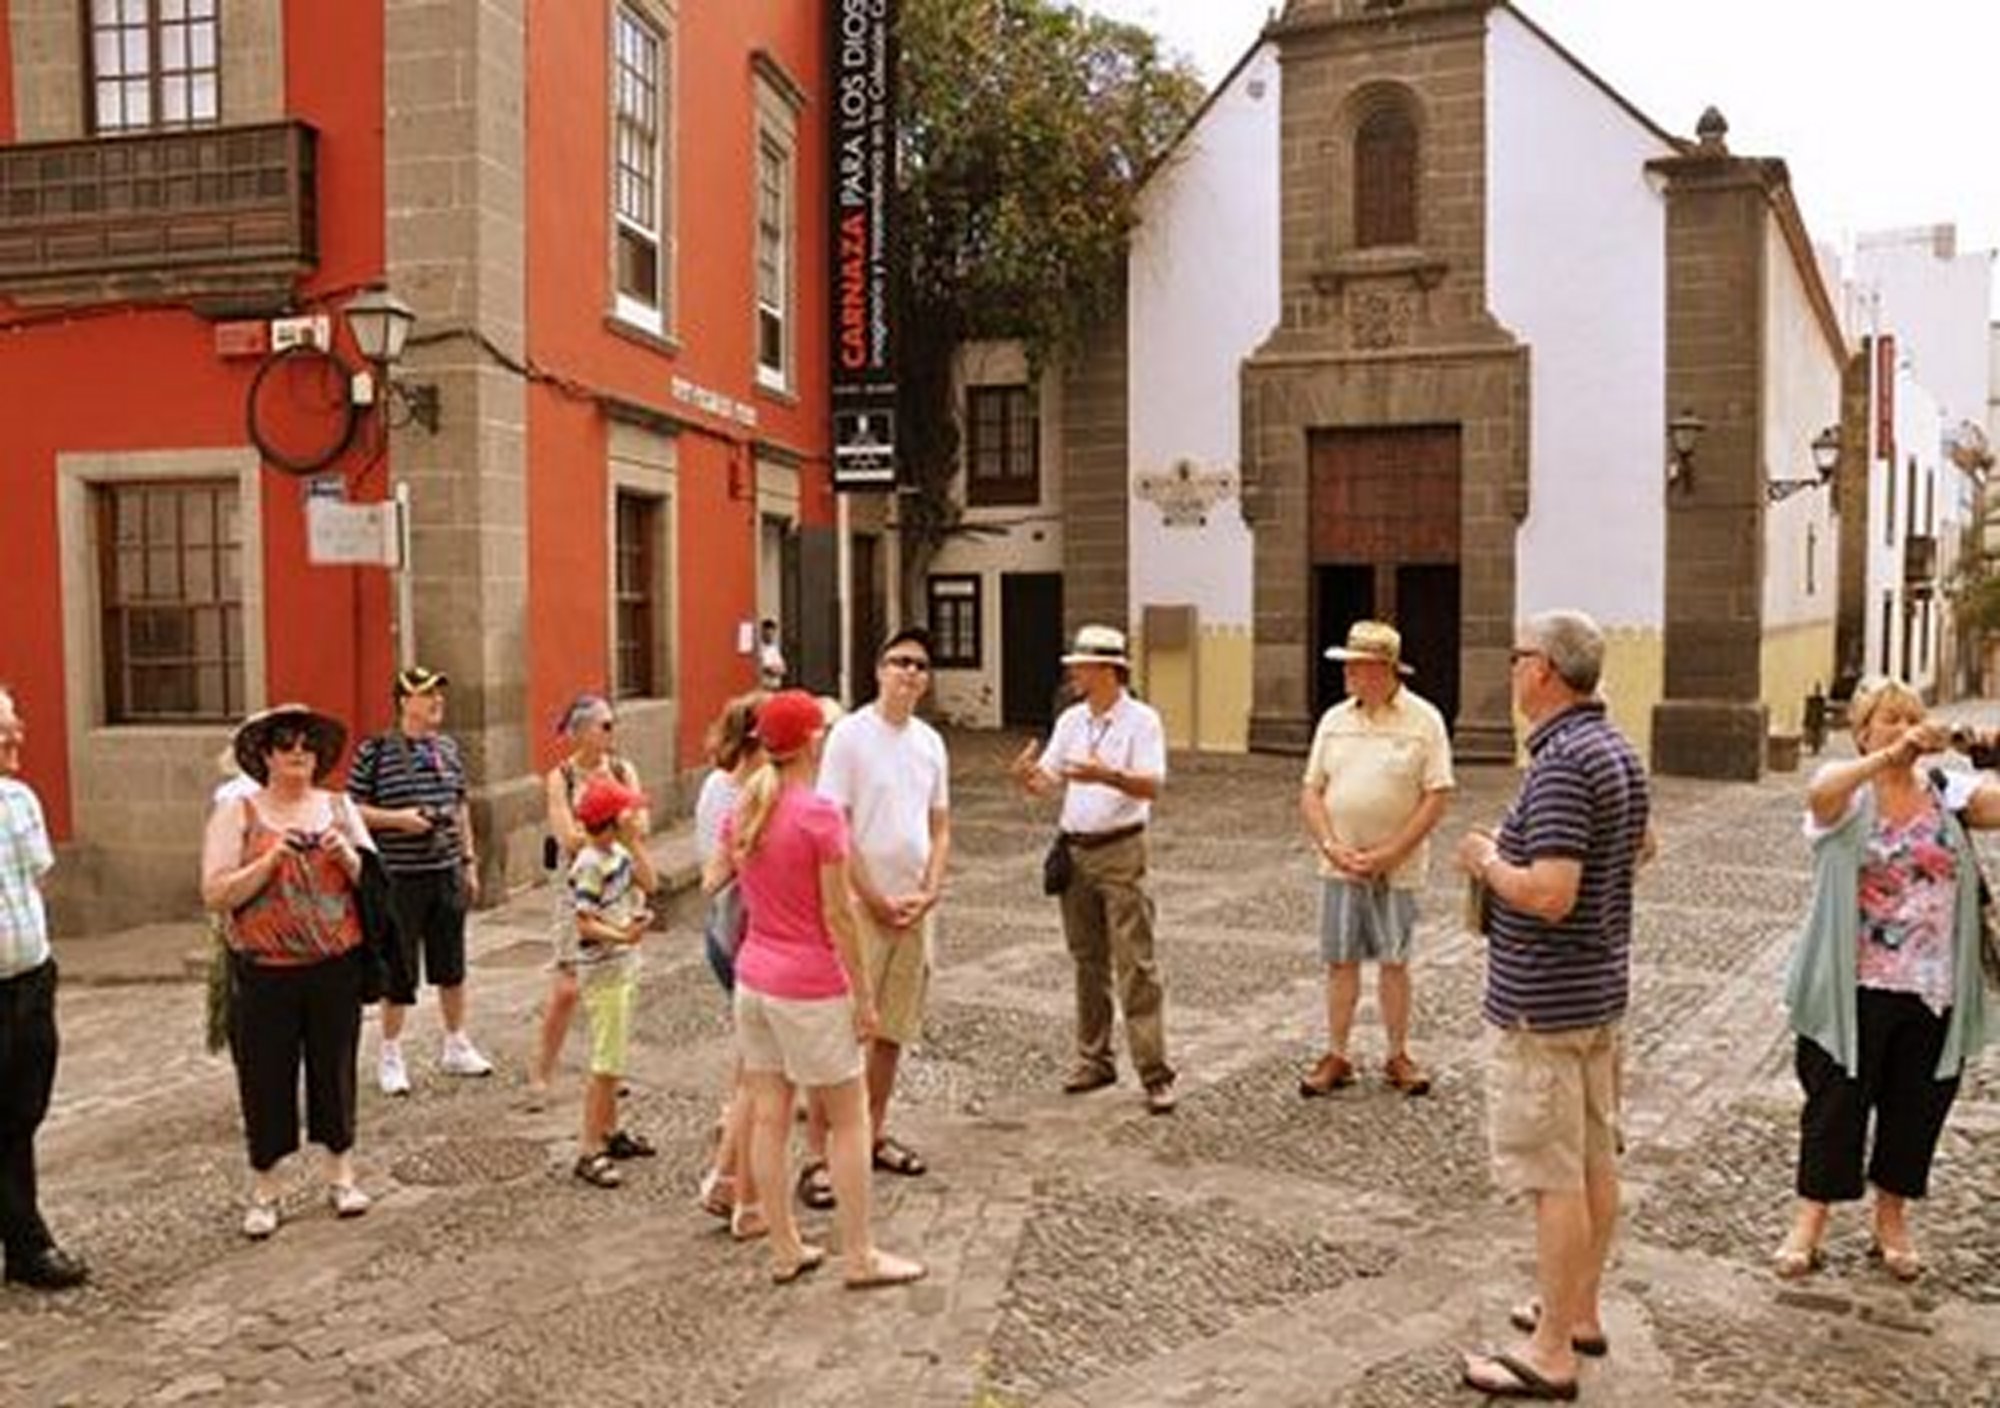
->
[0, 120, 316, 306]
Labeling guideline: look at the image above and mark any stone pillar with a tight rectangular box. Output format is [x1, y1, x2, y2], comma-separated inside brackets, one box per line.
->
[1062, 295, 1131, 637]
[1830, 346, 1872, 698]
[1648, 114, 1770, 781]
[384, 0, 540, 891]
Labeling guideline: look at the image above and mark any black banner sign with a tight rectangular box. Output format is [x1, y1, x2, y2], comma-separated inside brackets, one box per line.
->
[829, 0, 898, 491]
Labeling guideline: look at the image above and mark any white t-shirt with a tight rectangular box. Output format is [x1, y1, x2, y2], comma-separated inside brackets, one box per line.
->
[1039, 691, 1166, 836]
[816, 704, 950, 895]
[693, 768, 741, 864]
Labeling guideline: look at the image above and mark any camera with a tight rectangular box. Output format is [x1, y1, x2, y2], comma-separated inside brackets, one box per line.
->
[285, 829, 322, 852]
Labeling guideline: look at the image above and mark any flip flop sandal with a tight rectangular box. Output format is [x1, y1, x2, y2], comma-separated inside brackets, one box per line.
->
[1507, 1299, 1609, 1357]
[1460, 1351, 1579, 1401]
[572, 1152, 622, 1189]
[1770, 1240, 1826, 1280]
[605, 1129, 656, 1160]
[771, 1243, 826, 1285]
[796, 1160, 836, 1210]
[730, 1203, 769, 1242]
[871, 1137, 928, 1176]
[1868, 1238, 1922, 1282]
[844, 1250, 927, 1291]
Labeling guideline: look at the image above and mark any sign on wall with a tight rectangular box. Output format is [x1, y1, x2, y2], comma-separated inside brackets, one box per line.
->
[828, 0, 899, 491]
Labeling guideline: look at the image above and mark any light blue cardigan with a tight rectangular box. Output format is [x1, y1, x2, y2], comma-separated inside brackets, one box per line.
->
[1784, 786, 1990, 1080]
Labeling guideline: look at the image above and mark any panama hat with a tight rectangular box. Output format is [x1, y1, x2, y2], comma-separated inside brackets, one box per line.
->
[1324, 620, 1415, 676]
[1060, 624, 1131, 670]
[232, 704, 348, 785]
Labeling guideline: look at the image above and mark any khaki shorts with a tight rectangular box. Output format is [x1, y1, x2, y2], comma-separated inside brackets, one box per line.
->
[858, 907, 933, 1048]
[1486, 1021, 1624, 1195]
[733, 984, 864, 1088]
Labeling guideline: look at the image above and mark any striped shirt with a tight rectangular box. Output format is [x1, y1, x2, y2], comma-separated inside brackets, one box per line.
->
[348, 730, 468, 874]
[0, 778, 54, 978]
[1484, 702, 1649, 1032]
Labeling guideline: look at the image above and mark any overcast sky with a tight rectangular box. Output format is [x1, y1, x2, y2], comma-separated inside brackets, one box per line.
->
[1082, 0, 2000, 315]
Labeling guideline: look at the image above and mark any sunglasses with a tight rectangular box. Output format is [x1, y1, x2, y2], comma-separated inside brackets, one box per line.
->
[882, 655, 930, 673]
[1508, 648, 1547, 665]
[267, 732, 314, 754]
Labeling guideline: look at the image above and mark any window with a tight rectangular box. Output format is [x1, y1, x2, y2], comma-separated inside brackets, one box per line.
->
[927, 575, 982, 669]
[1353, 105, 1418, 248]
[754, 131, 793, 388]
[612, 4, 666, 326]
[1879, 592, 1893, 675]
[1805, 523, 1817, 596]
[97, 479, 242, 722]
[613, 492, 662, 699]
[965, 385, 1040, 507]
[87, 0, 220, 135]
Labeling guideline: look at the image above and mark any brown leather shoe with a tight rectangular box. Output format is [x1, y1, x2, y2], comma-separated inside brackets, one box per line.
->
[1383, 1053, 1431, 1097]
[1298, 1052, 1355, 1097]
[1062, 1064, 1117, 1095]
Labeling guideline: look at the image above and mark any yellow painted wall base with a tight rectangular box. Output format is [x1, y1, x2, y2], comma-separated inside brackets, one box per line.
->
[1137, 624, 1253, 752]
[1761, 621, 1836, 735]
[1597, 627, 1665, 768]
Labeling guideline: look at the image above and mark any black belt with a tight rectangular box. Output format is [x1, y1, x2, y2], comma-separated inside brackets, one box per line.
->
[1062, 823, 1144, 850]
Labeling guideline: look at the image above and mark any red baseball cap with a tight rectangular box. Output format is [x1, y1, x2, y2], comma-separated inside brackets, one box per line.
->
[753, 689, 826, 759]
[574, 777, 645, 833]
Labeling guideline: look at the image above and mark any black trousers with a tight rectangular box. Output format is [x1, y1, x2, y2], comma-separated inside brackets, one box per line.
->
[229, 951, 363, 1172]
[0, 959, 58, 1268]
[1795, 988, 1961, 1202]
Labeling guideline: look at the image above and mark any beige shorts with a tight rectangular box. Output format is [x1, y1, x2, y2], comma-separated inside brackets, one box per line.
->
[1486, 1021, 1624, 1195]
[733, 984, 864, 1088]
[858, 907, 933, 1048]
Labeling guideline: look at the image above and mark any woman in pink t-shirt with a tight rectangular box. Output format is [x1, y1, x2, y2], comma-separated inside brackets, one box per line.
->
[707, 690, 925, 1290]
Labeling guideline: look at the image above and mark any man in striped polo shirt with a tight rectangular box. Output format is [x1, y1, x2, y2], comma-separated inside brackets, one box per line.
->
[1454, 610, 1649, 1402]
[350, 666, 492, 1094]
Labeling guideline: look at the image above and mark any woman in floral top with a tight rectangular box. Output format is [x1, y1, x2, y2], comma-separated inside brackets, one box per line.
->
[1777, 677, 1993, 1281]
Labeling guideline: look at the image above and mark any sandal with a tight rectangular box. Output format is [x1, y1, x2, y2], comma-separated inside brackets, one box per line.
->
[605, 1129, 656, 1160]
[771, 1242, 826, 1285]
[1507, 1299, 1608, 1357]
[796, 1160, 836, 1210]
[871, 1136, 928, 1177]
[572, 1151, 622, 1189]
[697, 1169, 734, 1220]
[844, 1248, 927, 1290]
[730, 1203, 769, 1242]
[1868, 1238, 1922, 1282]
[1770, 1238, 1826, 1280]
[1460, 1350, 1579, 1401]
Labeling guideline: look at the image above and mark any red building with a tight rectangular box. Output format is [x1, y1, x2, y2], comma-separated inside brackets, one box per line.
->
[0, 1, 847, 931]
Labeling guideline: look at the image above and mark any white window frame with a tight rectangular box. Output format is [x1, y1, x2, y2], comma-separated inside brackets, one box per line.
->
[610, 2, 671, 335]
[752, 71, 800, 393]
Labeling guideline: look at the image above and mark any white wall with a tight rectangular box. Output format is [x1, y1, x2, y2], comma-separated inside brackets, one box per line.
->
[1852, 225, 1994, 430]
[927, 341, 1066, 729]
[1126, 42, 1279, 632]
[1760, 219, 1844, 630]
[1485, 10, 1671, 629]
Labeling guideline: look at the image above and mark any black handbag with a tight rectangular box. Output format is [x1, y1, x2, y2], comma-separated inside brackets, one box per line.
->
[353, 848, 400, 1004]
[1042, 834, 1073, 896]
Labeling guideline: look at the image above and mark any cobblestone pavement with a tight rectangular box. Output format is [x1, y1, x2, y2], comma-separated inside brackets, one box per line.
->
[6, 732, 1999, 1406]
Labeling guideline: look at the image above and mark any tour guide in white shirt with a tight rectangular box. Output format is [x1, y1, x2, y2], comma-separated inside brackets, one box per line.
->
[1010, 625, 1177, 1114]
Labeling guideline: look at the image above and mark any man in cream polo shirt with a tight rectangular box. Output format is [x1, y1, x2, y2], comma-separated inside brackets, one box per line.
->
[1010, 625, 1177, 1114]
[1297, 621, 1454, 1099]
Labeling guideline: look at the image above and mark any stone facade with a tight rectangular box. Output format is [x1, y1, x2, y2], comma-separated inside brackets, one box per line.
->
[1244, 0, 1521, 761]
[384, 0, 541, 893]
[1061, 295, 1132, 638]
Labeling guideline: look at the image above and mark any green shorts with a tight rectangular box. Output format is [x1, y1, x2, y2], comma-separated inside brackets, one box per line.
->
[580, 971, 636, 1077]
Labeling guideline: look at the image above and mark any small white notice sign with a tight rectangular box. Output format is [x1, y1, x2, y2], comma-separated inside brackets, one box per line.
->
[307, 498, 402, 567]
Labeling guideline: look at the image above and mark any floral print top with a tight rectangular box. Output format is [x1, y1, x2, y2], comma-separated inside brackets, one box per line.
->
[1856, 795, 1958, 1014]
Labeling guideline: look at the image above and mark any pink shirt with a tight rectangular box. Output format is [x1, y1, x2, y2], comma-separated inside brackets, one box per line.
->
[723, 785, 851, 1001]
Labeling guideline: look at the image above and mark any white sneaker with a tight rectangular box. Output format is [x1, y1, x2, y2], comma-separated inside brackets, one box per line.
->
[378, 1041, 411, 1096]
[242, 1199, 279, 1240]
[328, 1183, 371, 1218]
[439, 1032, 493, 1077]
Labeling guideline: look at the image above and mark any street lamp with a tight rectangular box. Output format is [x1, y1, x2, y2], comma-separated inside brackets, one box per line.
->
[342, 289, 439, 434]
[1766, 424, 1841, 504]
[1666, 408, 1705, 491]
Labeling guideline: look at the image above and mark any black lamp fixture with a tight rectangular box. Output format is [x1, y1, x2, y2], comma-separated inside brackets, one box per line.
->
[1666, 408, 1705, 490]
[1766, 424, 1841, 504]
[343, 288, 441, 435]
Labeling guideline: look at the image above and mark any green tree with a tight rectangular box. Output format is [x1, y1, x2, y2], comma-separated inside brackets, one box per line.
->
[894, 0, 1204, 616]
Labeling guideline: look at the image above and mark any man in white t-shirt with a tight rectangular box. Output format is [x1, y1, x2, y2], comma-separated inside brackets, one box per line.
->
[757, 619, 787, 691]
[1009, 625, 1177, 1114]
[817, 627, 951, 1178]
[1297, 621, 1453, 1100]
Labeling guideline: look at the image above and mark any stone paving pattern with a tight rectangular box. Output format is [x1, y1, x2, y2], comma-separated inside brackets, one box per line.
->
[5, 730, 1998, 1405]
